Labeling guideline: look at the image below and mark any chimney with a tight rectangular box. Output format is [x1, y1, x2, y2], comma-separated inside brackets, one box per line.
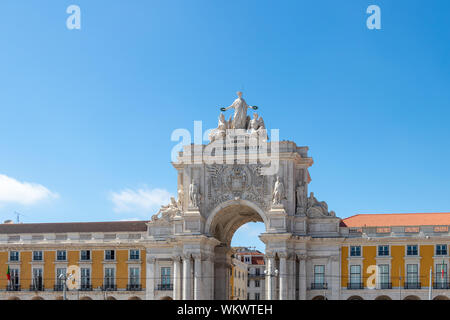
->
[3, 220, 14, 224]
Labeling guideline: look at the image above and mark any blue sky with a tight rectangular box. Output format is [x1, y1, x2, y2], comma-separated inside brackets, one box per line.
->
[0, 1, 449, 252]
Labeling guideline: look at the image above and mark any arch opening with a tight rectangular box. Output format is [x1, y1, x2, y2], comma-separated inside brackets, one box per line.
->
[207, 200, 268, 301]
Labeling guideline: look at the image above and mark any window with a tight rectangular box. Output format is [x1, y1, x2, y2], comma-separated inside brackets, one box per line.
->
[407, 245, 418, 256]
[436, 244, 448, 256]
[56, 268, 66, 290]
[378, 264, 390, 288]
[255, 268, 260, 276]
[406, 264, 419, 288]
[129, 267, 140, 289]
[350, 246, 361, 257]
[349, 265, 362, 289]
[255, 280, 260, 288]
[8, 268, 19, 290]
[105, 250, 115, 260]
[32, 268, 43, 290]
[56, 250, 67, 261]
[435, 263, 448, 287]
[244, 256, 251, 263]
[9, 251, 19, 262]
[129, 249, 140, 260]
[81, 268, 91, 290]
[104, 268, 115, 290]
[255, 293, 260, 300]
[313, 265, 325, 288]
[378, 245, 389, 256]
[160, 267, 171, 290]
[33, 251, 43, 261]
[80, 250, 91, 261]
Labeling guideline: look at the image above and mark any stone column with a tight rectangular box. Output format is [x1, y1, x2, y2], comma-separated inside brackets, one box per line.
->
[146, 256, 156, 300]
[193, 254, 202, 300]
[173, 255, 182, 300]
[330, 256, 340, 300]
[265, 254, 275, 300]
[214, 246, 231, 300]
[288, 255, 296, 300]
[279, 253, 288, 300]
[203, 255, 214, 300]
[182, 255, 192, 300]
[298, 254, 307, 300]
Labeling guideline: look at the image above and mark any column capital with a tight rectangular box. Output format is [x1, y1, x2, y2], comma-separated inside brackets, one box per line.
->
[265, 252, 276, 260]
[182, 253, 192, 260]
[297, 254, 307, 261]
[172, 255, 182, 263]
[192, 253, 202, 260]
[147, 256, 157, 264]
[278, 252, 288, 259]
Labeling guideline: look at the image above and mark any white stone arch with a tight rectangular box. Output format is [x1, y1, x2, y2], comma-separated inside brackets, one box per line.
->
[205, 198, 269, 245]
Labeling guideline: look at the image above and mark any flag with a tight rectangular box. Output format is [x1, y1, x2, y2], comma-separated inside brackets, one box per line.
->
[6, 265, 10, 281]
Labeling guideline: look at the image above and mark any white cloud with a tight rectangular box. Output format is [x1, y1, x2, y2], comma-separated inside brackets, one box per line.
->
[0, 174, 59, 206]
[110, 187, 172, 214]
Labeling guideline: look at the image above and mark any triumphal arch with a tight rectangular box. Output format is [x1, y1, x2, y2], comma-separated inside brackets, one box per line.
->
[145, 92, 343, 300]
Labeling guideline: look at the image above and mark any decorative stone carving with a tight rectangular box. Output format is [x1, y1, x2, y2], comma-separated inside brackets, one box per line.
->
[151, 197, 181, 223]
[189, 180, 201, 208]
[272, 176, 286, 206]
[206, 164, 269, 212]
[208, 113, 230, 142]
[306, 192, 334, 218]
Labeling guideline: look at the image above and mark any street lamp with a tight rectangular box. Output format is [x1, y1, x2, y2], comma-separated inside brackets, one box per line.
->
[58, 273, 73, 300]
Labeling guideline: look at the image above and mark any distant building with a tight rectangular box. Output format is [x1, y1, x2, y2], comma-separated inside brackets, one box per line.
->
[234, 247, 266, 300]
[230, 257, 247, 300]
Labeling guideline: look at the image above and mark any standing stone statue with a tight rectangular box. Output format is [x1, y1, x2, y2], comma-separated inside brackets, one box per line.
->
[272, 176, 285, 205]
[189, 180, 200, 208]
[296, 181, 306, 212]
[221, 91, 256, 129]
[177, 187, 184, 210]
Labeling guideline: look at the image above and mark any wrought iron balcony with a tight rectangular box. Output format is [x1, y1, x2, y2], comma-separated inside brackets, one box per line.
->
[30, 284, 44, 291]
[6, 284, 20, 291]
[347, 282, 364, 290]
[404, 282, 421, 289]
[433, 282, 450, 289]
[102, 284, 117, 291]
[54, 284, 65, 291]
[80, 284, 93, 291]
[310, 283, 328, 290]
[127, 284, 142, 291]
[378, 282, 392, 289]
[156, 283, 173, 291]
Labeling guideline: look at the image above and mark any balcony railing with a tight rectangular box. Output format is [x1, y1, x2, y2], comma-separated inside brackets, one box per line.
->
[347, 282, 364, 290]
[248, 273, 264, 278]
[433, 282, 450, 289]
[6, 284, 20, 291]
[80, 284, 92, 291]
[404, 282, 421, 289]
[30, 284, 44, 291]
[156, 283, 173, 291]
[127, 284, 142, 291]
[310, 283, 328, 290]
[102, 284, 117, 291]
[54, 284, 65, 291]
[378, 282, 392, 289]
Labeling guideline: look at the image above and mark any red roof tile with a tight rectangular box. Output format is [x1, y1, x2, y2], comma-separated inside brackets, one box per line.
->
[343, 212, 450, 228]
